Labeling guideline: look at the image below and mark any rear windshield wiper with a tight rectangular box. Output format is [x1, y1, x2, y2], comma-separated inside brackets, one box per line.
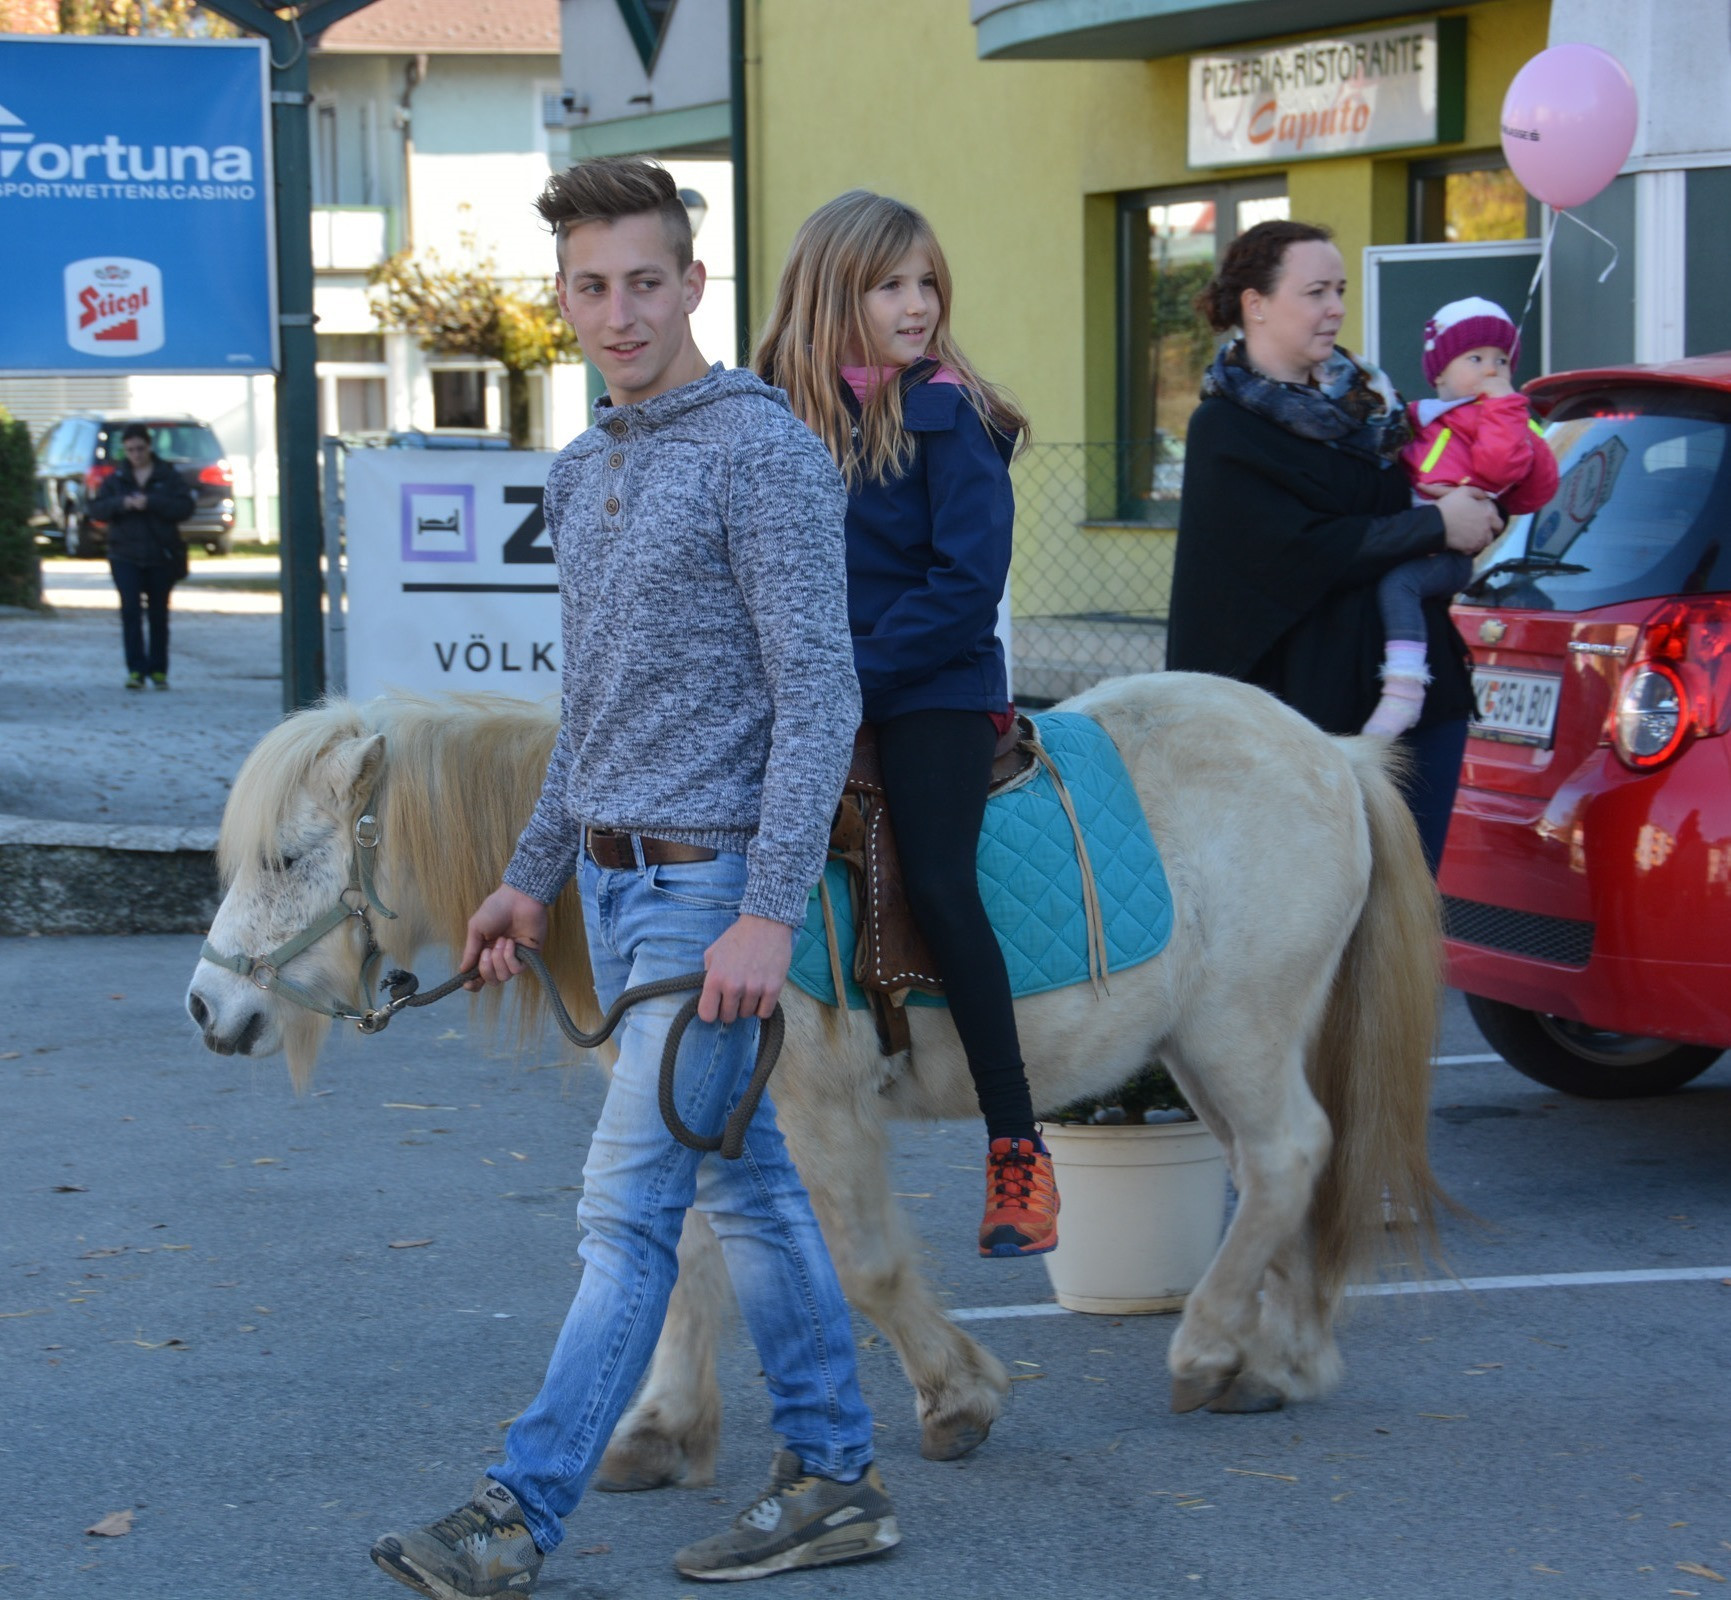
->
[1464, 557, 1591, 596]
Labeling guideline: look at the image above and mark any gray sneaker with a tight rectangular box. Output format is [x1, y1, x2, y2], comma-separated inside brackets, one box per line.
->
[674, 1449, 900, 1582]
[370, 1476, 543, 1599]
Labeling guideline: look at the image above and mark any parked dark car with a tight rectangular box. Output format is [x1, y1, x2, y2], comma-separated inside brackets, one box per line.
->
[1442, 354, 1731, 1099]
[33, 414, 236, 556]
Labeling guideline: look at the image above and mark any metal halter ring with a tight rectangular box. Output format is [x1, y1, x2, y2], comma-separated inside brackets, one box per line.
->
[354, 813, 381, 849]
[249, 962, 279, 992]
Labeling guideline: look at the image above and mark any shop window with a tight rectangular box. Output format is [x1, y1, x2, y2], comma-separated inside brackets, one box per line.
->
[1117, 180, 1288, 523]
[432, 369, 487, 430]
[1411, 158, 1538, 244]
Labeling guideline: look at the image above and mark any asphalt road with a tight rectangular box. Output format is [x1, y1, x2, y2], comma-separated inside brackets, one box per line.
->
[4, 936, 1728, 1600]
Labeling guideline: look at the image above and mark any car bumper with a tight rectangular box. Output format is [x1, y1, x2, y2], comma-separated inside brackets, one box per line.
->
[1441, 738, 1731, 1049]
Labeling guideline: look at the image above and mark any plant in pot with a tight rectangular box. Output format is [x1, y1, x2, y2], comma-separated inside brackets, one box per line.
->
[1038, 1061, 1229, 1315]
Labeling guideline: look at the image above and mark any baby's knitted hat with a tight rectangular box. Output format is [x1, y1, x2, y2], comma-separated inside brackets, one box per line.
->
[1422, 296, 1520, 385]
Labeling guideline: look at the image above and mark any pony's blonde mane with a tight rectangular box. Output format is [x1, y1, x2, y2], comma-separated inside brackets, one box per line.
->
[219, 693, 601, 1053]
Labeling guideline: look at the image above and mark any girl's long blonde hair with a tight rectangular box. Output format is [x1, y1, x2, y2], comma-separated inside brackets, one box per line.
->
[754, 190, 1029, 488]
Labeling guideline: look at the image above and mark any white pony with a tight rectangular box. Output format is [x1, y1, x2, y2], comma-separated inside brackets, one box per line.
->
[186, 672, 1444, 1483]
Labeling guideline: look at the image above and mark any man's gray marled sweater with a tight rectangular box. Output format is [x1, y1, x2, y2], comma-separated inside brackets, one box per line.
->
[503, 364, 861, 928]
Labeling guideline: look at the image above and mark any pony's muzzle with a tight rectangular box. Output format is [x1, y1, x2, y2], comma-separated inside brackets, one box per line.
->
[187, 985, 268, 1056]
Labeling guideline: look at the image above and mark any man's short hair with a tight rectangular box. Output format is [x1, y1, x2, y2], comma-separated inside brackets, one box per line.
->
[120, 423, 151, 444]
[536, 156, 693, 274]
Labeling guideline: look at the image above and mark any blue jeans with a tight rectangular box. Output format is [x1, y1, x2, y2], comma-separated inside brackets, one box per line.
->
[1398, 716, 1469, 876]
[490, 846, 875, 1553]
[109, 558, 173, 677]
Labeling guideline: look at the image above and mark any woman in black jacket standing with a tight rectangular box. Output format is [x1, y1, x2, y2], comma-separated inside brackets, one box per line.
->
[1167, 220, 1502, 870]
[88, 423, 196, 690]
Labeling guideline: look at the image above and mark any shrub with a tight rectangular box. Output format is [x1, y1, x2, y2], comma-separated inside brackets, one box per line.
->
[1042, 1059, 1195, 1126]
[0, 407, 42, 609]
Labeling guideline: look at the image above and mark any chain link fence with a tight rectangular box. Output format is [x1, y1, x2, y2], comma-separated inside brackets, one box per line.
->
[1009, 439, 1178, 705]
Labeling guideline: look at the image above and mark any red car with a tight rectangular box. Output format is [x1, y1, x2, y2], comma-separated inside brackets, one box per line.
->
[1442, 354, 1731, 1098]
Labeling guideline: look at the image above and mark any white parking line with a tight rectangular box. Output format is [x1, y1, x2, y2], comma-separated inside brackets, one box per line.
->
[947, 1265, 1731, 1323]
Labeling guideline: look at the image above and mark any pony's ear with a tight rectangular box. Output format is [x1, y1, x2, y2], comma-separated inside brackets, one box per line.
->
[318, 732, 386, 810]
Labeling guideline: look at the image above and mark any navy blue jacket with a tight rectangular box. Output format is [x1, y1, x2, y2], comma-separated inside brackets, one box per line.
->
[843, 362, 1016, 723]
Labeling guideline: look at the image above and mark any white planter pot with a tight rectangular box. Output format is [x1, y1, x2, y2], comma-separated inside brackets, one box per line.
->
[1042, 1120, 1228, 1315]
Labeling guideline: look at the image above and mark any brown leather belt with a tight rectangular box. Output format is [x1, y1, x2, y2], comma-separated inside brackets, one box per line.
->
[584, 830, 718, 870]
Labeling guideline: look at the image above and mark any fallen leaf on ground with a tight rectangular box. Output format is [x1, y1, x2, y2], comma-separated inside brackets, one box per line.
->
[251, 1158, 280, 1166]
[382, 1103, 453, 1110]
[52, 1185, 88, 1193]
[576, 1544, 610, 1557]
[0, 1051, 20, 1060]
[1532, 1565, 1562, 1575]
[80, 1247, 126, 1259]
[0, 1309, 50, 1320]
[1419, 1413, 1467, 1421]
[86, 1511, 133, 1537]
[388, 1239, 433, 1250]
[1677, 1565, 1725, 1583]
[132, 1337, 186, 1349]
[510, 1152, 529, 1161]
[1009, 1373, 1044, 1382]
[892, 1192, 932, 1199]
[1225, 1469, 1298, 1482]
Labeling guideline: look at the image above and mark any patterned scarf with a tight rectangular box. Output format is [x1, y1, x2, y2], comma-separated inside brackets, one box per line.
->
[1202, 338, 1411, 466]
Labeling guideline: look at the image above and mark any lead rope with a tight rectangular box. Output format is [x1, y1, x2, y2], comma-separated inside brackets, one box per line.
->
[367, 948, 782, 1161]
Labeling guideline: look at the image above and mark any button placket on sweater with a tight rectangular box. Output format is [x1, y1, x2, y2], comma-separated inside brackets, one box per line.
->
[602, 417, 628, 523]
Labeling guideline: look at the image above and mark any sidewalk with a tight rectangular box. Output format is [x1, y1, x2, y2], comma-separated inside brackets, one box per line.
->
[0, 558, 287, 932]
[1, 558, 284, 829]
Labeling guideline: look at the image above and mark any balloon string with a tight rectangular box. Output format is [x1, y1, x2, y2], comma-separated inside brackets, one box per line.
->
[1515, 208, 1558, 348]
[1515, 205, 1622, 352]
[1560, 207, 1621, 284]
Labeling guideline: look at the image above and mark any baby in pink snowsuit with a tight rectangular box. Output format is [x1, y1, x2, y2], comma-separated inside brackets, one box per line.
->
[1362, 297, 1560, 736]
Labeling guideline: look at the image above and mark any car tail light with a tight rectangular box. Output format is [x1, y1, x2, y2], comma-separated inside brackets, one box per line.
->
[1610, 598, 1731, 770]
[198, 459, 233, 489]
[85, 461, 117, 496]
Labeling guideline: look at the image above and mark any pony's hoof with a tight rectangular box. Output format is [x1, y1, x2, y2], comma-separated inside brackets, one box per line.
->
[1206, 1375, 1286, 1414]
[592, 1435, 690, 1493]
[1169, 1372, 1232, 1414]
[919, 1415, 992, 1460]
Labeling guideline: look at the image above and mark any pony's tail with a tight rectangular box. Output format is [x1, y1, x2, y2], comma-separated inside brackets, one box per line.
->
[1308, 738, 1449, 1301]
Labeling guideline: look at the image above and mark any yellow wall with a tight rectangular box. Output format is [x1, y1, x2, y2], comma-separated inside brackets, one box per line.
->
[747, 0, 1551, 446]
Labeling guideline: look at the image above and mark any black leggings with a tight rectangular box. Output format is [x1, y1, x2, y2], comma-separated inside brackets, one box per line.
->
[875, 708, 1034, 1141]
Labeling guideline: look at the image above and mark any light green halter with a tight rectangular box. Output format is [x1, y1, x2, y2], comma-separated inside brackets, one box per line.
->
[199, 804, 398, 1025]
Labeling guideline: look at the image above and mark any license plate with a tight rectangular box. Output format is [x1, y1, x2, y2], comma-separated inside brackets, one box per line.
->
[1471, 669, 1561, 746]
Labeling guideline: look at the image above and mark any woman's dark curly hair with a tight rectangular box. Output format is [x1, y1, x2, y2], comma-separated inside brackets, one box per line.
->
[1194, 220, 1335, 333]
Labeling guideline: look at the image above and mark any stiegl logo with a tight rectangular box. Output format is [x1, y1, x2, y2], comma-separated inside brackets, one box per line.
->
[63, 257, 165, 356]
[0, 101, 253, 186]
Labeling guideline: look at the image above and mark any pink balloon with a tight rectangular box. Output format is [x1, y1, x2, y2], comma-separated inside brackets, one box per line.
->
[1500, 44, 1638, 210]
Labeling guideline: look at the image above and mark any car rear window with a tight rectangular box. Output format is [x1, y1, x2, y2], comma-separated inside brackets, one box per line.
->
[1467, 385, 1731, 612]
[98, 422, 223, 466]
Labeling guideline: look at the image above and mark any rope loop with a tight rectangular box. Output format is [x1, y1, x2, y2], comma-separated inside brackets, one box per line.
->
[367, 947, 782, 1160]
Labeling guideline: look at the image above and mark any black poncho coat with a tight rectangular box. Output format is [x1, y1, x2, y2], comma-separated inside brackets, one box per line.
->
[1166, 393, 1474, 735]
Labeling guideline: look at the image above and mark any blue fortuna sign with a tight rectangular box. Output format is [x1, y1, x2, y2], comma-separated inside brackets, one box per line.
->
[0, 35, 275, 374]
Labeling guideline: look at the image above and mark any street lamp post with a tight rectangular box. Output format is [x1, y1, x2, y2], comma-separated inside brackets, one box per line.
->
[200, 0, 380, 713]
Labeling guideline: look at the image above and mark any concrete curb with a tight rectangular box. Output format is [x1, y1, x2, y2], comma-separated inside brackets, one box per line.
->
[0, 814, 220, 936]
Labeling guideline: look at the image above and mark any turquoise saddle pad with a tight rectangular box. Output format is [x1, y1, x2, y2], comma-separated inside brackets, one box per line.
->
[790, 711, 1172, 1009]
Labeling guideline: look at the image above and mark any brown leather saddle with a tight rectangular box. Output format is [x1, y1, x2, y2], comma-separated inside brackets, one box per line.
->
[823, 715, 1042, 1055]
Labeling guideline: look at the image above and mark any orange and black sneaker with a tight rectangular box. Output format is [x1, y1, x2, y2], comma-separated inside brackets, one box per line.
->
[979, 1136, 1059, 1257]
